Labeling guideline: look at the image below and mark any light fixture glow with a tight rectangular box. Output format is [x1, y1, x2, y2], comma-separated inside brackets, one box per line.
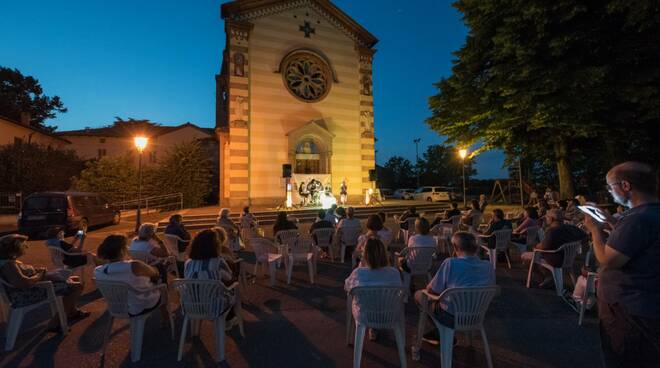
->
[286, 183, 293, 208]
[458, 148, 468, 160]
[321, 192, 336, 209]
[134, 136, 149, 152]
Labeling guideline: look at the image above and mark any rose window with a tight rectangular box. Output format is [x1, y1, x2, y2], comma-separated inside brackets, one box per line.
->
[282, 52, 331, 102]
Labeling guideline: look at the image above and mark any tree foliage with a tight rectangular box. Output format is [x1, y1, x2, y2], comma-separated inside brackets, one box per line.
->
[380, 156, 416, 189]
[0, 67, 66, 132]
[71, 154, 141, 203]
[0, 142, 84, 195]
[427, 0, 660, 198]
[418, 144, 476, 187]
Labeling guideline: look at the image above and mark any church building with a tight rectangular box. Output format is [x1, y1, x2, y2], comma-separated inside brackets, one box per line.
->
[216, 0, 377, 207]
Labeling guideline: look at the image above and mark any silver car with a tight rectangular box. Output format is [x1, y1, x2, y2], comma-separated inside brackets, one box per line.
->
[393, 189, 415, 200]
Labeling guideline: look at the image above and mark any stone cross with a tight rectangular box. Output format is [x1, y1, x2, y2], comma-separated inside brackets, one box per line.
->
[299, 21, 315, 38]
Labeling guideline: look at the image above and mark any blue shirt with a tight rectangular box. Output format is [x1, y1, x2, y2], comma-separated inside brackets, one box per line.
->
[600, 203, 660, 318]
[429, 255, 495, 313]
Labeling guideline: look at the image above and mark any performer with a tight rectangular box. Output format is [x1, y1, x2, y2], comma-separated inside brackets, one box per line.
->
[340, 180, 348, 205]
[299, 181, 309, 206]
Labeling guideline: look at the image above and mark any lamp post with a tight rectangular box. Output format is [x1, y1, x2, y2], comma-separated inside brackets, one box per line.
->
[133, 136, 148, 232]
[458, 148, 468, 208]
[413, 138, 421, 187]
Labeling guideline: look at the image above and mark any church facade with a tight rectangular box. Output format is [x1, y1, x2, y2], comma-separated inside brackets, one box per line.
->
[216, 0, 377, 207]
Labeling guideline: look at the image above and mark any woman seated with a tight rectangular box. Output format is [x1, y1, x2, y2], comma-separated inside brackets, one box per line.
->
[211, 226, 241, 280]
[217, 208, 241, 251]
[239, 206, 257, 230]
[0, 234, 89, 332]
[185, 229, 238, 324]
[377, 211, 394, 246]
[45, 227, 103, 267]
[94, 234, 169, 325]
[399, 218, 436, 273]
[461, 200, 482, 228]
[512, 207, 540, 242]
[273, 211, 298, 235]
[345, 238, 402, 341]
[353, 214, 384, 266]
[130, 223, 170, 258]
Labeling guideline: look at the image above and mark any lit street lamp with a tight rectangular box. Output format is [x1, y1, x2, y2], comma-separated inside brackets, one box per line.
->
[458, 148, 468, 208]
[134, 136, 148, 232]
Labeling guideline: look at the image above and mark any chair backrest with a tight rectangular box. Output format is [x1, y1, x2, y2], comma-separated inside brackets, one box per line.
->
[173, 279, 227, 319]
[162, 234, 181, 255]
[559, 241, 581, 269]
[405, 217, 417, 235]
[438, 286, 499, 331]
[290, 236, 313, 255]
[312, 227, 334, 247]
[129, 250, 157, 265]
[525, 226, 539, 246]
[493, 229, 512, 250]
[401, 247, 436, 276]
[47, 246, 66, 268]
[339, 226, 361, 246]
[94, 279, 131, 318]
[250, 237, 276, 261]
[275, 229, 299, 248]
[379, 228, 393, 248]
[349, 286, 407, 328]
[450, 215, 462, 233]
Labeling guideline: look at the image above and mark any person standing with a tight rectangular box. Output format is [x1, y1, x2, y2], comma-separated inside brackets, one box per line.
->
[583, 161, 660, 367]
[340, 180, 348, 205]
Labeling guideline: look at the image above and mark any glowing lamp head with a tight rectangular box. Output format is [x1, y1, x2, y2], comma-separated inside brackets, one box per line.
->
[134, 136, 149, 152]
[458, 149, 468, 160]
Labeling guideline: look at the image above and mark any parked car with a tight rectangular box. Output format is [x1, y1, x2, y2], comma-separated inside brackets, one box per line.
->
[393, 189, 415, 200]
[412, 186, 452, 202]
[18, 192, 120, 238]
[379, 188, 393, 199]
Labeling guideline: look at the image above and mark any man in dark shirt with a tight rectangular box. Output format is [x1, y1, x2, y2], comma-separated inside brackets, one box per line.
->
[310, 210, 334, 233]
[583, 161, 660, 367]
[431, 202, 462, 228]
[400, 206, 419, 230]
[521, 209, 586, 287]
[480, 209, 513, 249]
[164, 214, 190, 253]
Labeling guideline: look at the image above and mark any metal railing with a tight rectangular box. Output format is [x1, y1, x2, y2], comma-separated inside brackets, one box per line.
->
[112, 193, 184, 214]
[0, 192, 22, 213]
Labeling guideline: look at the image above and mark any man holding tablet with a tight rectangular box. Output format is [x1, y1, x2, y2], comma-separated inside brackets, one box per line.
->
[583, 161, 660, 367]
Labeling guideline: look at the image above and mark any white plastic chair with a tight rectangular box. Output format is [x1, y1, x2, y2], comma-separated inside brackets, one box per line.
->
[414, 286, 500, 368]
[250, 237, 282, 286]
[526, 240, 581, 296]
[47, 246, 90, 286]
[467, 213, 483, 234]
[396, 247, 436, 289]
[479, 229, 513, 269]
[400, 217, 417, 244]
[346, 286, 408, 368]
[0, 279, 68, 351]
[173, 279, 244, 362]
[578, 272, 598, 326]
[94, 279, 174, 362]
[431, 224, 453, 255]
[275, 229, 299, 266]
[448, 215, 462, 233]
[312, 227, 335, 262]
[511, 226, 539, 253]
[284, 237, 316, 284]
[338, 226, 361, 263]
[163, 234, 187, 262]
[129, 250, 179, 278]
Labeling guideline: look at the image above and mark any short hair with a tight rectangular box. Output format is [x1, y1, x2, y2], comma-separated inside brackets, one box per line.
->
[0, 234, 28, 259]
[137, 223, 156, 240]
[525, 207, 539, 220]
[415, 217, 430, 235]
[363, 238, 389, 269]
[546, 208, 564, 222]
[243, 206, 250, 214]
[451, 202, 458, 209]
[336, 207, 346, 218]
[219, 208, 230, 218]
[366, 214, 383, 232]
[317, 209, 326, 219]
[609, 161, 658, 195]
[492, 209, 504, 220]
[47, 226, 64, 238]
[211, 226, 228, 246]
[347, 207, 355, 218]
[189, 229, 220, 260]
[451, 231, 478, 254]
[169, 214, 182, 224]
[97, 234, 128, 260]
[471, 200, 480, 210]
[378, 211, 387, 224]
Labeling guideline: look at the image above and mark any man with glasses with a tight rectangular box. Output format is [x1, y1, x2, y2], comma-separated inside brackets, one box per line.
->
[583, 161, 660, 367]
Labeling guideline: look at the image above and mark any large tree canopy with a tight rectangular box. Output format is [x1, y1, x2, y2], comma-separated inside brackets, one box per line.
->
[427, 0, 660, 198]
[0, 67, 67, 132]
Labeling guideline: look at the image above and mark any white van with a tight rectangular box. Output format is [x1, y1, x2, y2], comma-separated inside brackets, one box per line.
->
[412, 186, 451, 202]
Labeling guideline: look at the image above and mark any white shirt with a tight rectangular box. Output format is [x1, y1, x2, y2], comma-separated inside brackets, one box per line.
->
[130, 238, 159, 253]
[407, 234, 436, 248]
[94, 261, 160, 315]
[345, 266, 403, 320]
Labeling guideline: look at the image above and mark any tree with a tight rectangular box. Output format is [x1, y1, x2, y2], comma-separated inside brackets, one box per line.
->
[427, 0, 660, 198]
[152, 141, 213, 208]
[382, 156, 416, 189]
[71, 154, 141, 203]
[0, 67, 67, 132]
[0, 142, 84, 195]
[418, 144, 476, 187]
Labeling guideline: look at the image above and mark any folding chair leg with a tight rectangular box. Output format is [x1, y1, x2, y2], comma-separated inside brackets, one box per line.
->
[340, 245, 346, 264]
[353, 324, 367, 368]
[481, 328, 494, 368]
[393, 324, 407, 368]
[307, 260, 315, 284]
[489, 251, 497, 270]
[214, 318, 226, 362]
[505, 250, 512, 269]
[526, 261, 535, 288]
[287, 259, 293, 284]
[552, 269, 564, 296]
[54, 296, 68, 335]
[177, 317, 189, 361]
[439, 325, 455, 368]
[4, 309, 24, 351]
[268, 261, 277, 286]
[415, 306, 427, 349]
[129, 316, 147, 362]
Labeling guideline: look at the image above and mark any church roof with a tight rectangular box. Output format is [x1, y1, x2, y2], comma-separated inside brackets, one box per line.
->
[57, 121, 215, 138]
[221, 0, 378, 48]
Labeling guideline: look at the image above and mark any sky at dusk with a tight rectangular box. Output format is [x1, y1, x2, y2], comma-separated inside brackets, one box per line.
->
[0, 0, 507, 178]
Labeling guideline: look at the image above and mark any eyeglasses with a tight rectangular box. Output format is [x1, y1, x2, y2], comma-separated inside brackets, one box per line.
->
[606, 181, 623, 193]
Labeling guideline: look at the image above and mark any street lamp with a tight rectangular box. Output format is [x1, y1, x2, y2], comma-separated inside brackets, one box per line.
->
[413, 138, 421, 187]
[458, 148, 468, 208]
[134, 136, 148, 232]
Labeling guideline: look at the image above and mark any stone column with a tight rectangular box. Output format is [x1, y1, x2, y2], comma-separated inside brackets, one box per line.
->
[358, 47, 376, 201]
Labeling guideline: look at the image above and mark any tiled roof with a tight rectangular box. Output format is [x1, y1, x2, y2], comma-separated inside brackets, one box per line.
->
[0, 115, 71, 143]
[56, 121, 214, 138]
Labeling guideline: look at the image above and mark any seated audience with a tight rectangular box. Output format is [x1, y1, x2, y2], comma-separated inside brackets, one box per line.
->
[130, 223, 170, 258]
[536, 199, 550, 227]
[479, 209, 513, 250]
[217, 208, 240, 250]
[310, 209, 335, 233]
[399, 206, 419, 230]
[345, 238, 403, 341]
[431, 202, 462, 228]
[521, 209, 588, 288]
[479, 194, 489, 213]
[512, 207, 540, 243]
[461, 200, 483, 227]
[324, 204, 339, 224]
[415, 231, 495, 345]
[45, 227, 102, 267]
[211, 227, 241, 278]
[338, 207, 361, 230]
[0, 234, 89, 332]
[184, 229, 237, 322]
[164, 214, 191, 253]
[335, 207, 347, 221]
[95, 234, 169, 325]
[353, 214, 384, 265]
[564, 198, 583, 224]
[239, 206, 257, 230]
[377, 211, 394, 246]
[273, 211, 298, 235]
[399, 218, 436, 273]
